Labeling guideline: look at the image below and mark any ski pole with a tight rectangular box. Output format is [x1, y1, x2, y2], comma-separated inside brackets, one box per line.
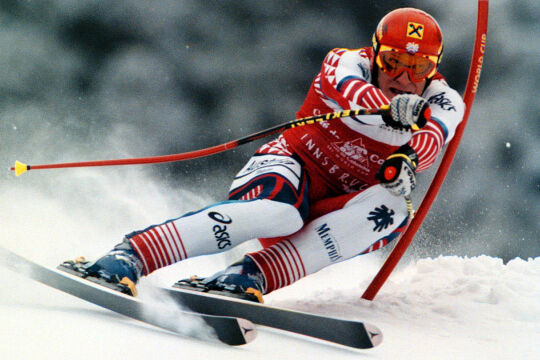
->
[11, 106, 389, 176]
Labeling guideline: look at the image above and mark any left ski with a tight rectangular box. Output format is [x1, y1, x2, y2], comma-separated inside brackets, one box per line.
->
[0, 246, 256, 346]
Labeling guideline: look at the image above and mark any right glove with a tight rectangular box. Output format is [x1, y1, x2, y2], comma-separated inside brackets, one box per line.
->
[376, 144, 418, 197]
[382, 94, 430, 130]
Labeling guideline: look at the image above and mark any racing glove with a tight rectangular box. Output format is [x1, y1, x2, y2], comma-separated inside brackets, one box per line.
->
[382, 94, 430, 130]
[376, 144, 418, 197]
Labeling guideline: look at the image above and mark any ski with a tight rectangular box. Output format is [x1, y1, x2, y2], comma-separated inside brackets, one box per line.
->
[0, 246, 256, 346]
[167, 283, 383, 349]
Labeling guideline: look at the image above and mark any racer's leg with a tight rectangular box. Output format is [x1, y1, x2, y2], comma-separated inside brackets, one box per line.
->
[245, 185, 410, 294]
[119, 137, 309, 277]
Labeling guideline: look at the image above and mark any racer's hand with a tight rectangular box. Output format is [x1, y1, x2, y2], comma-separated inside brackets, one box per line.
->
[376, 144, 418, 197]
[382, 94, 430, 130]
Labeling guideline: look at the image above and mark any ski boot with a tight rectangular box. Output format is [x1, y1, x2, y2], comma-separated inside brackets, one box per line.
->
[174, 256, 265, 303]
[58, 238, 143, 296]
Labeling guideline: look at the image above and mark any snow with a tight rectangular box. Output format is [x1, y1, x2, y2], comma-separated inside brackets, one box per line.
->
[1, 173, 539, 360]
[2, 253, 539, 360]
[0, 1, 537, 357]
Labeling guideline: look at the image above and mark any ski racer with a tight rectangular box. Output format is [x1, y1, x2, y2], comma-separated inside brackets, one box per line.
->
[64, 8, 464, 302]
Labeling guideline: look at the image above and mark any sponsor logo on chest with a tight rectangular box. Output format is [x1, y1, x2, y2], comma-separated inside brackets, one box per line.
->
[300, 133, 364, 192]
[299, 131, 385, 192]
[330, 138, 371, 174]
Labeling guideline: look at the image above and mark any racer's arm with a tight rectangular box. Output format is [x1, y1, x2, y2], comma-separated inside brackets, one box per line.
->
[409, 78, 465, 172]
[318, 48, 390, 124]
[377, 78, 464, 196]
[319, 49, 465, 172]
[318, 48, 431, 130]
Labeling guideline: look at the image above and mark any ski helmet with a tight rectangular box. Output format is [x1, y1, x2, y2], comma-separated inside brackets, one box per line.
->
[372, 8, 443, 82]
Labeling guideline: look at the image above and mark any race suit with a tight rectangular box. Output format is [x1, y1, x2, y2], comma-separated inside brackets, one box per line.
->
[127, 47, 464, 293]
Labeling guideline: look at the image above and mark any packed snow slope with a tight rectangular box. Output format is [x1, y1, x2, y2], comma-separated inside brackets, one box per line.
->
[1, 172, 539, 360]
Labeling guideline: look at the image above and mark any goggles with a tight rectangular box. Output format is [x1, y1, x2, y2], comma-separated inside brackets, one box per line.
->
[376, 45, 439, 82]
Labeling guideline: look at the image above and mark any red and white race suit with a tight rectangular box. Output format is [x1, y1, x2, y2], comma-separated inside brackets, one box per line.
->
[127, 47, 464, 294]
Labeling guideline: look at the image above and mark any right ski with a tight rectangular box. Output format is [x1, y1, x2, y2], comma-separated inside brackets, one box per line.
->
[169, 282, 382, 349]
[0, 246, 256, 346]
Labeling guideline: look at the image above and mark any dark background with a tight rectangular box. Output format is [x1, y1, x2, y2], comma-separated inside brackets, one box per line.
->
[1, 1, 538, 262]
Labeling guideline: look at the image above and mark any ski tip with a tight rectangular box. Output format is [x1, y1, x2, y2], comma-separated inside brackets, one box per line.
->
[237, 318, 257, 344]
[364, 323, 383, 347]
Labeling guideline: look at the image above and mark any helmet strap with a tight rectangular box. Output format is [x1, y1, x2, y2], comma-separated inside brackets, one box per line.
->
[371, 33, 381, 88]
[422, 76, 433, 94]
[371, 61, 381, 89]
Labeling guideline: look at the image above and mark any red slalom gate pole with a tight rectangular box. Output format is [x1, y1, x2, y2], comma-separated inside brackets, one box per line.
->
[362, 0, 489, 301]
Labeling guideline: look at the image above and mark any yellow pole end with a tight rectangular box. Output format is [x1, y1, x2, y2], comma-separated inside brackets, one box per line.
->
[14, 161, 28, 176]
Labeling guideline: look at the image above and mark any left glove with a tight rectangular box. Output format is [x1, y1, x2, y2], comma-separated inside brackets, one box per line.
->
[376, 144, 418, 197]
